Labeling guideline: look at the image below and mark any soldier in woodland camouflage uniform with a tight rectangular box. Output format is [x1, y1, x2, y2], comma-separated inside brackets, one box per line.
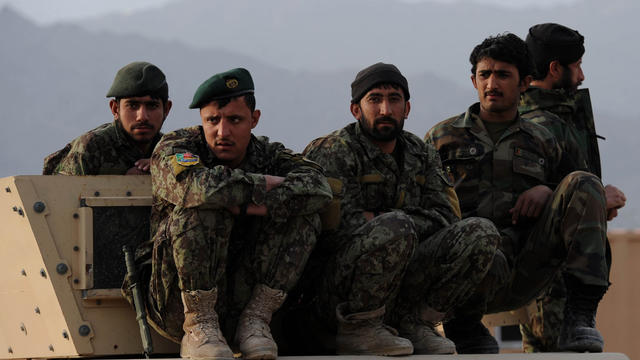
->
[518, 23, 626, 352]
[299, 63, 501, 356]
[425, 33, 610, 353]
[144, 68, 332, 360]
[43, 61, 171, 175]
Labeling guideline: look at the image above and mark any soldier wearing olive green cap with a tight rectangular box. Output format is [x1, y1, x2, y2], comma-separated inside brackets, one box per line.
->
[142, 68, 331, 360]
[43, 61, 172, 175]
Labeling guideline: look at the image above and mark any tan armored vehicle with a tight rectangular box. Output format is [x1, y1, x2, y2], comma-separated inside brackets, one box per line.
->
[0, 175, 634, 360]
[0, 175, 179, 359]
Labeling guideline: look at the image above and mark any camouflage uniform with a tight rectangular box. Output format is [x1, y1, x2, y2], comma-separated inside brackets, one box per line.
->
[519, 87, 608, 351]
[425, 103, 609, 319]
[43, 120, 161, 175]
[144, 126, 332, 342]
[301, 122, 500, 334]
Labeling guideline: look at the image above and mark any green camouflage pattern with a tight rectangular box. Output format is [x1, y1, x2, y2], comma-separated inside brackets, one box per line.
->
[143, 126, 332, 342]
[519, 87, 605, 352]
[301, 122, 501, 328]
[520, 87, 602, 177]
[43, 120, 160, 175]
[426, 104, 609, 317]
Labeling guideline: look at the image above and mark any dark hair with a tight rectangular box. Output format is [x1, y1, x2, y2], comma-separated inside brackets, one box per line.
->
[212, 93, 256, 112]
[469, 33, 534, 81]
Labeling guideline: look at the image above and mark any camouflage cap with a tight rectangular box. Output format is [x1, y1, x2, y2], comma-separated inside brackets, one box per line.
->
[351, 62, 410, 103]
[106, 61, 168, 100]
[189, 68, 255, 109]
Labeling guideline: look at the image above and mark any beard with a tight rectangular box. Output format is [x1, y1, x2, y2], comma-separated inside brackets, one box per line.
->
[553, 65, 581, 94]
[359, 113, 404, 142]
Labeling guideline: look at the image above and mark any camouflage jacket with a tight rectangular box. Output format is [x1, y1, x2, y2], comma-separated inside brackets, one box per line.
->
[149, 125, 332, 245]
[425, 104, 567, 257]
[43, 121, 160, 175]
[304, 122, 461, 249]
[520, 87, 602, 177]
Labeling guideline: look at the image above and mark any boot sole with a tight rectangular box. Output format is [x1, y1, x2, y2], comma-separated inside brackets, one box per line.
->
[336, 346, 414, 356]
[242, 347, 277, 360]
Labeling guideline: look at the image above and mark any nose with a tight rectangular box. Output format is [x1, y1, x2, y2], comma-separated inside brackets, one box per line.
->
[136, 105, 149, 122]
[379, 99, 392, 116]
[486, 74, 498, 89]
[217, 119, 231, 137]
[578, 67, 585, 82]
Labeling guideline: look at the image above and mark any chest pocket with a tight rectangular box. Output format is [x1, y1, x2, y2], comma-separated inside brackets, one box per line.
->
[440, 143, 484, 217]
[359, 173, 393, 211]
[512, 147, 546, 182]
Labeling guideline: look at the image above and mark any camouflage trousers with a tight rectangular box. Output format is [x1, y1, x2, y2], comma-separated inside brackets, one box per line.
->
[455, 171, 609, 319]
[146, 206, 321, 342]
[299, 212, 499, 327]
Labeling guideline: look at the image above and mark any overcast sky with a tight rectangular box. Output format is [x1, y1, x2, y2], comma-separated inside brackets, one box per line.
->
[0, 0, 585, 24]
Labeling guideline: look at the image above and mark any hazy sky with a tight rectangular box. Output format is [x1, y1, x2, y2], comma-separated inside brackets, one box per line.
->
[0, 0, 585, 24]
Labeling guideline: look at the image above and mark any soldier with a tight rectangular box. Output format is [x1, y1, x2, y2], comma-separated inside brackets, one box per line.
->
[43, 61, 171, 175]
[301, 63, 501, 355]
[518, 23, 626, 352]
[426, 33, 610, 353]
[144, 68, 332, 360]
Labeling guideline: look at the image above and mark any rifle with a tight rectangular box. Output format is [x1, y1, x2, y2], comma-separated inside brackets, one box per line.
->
[123, 245, 153, 358]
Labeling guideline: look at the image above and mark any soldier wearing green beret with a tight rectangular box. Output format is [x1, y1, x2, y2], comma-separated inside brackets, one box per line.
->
[43, 61, 172, 175]
[518, 23, 626, 353]
[142, 68, 332, 360]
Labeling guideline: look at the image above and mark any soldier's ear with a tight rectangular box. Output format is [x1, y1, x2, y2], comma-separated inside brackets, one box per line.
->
[163, 100, 173, 119]
[548, 60, 562, 81]
[404, 101, 411, 119]
[250, 109, 261, 129]
[350, 102, 361, 120]
[471, 75, 478, 89]
[109, 99, 119, 120]
[519, 75, 533, 93]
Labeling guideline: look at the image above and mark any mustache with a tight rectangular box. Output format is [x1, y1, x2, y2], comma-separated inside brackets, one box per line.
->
[484, 90, 503, 97]
[131, 122, 154, 129]
[374, 116, 398, 125]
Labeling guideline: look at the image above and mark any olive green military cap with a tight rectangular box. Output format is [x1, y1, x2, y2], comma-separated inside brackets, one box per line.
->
[189, 68, 254, 109]
[106, 61, 168, 99]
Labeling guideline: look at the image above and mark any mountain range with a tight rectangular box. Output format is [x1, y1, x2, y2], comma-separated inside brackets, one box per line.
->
[0, 0, 636, 228]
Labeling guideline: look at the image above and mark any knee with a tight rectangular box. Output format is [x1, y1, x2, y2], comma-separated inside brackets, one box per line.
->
[561, 171, 605, 197]
[455, 217, 501, 249]
[368, 211, 417, 255]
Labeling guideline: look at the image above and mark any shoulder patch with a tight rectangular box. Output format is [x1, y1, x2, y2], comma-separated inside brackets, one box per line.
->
[175, 152, 200, 167]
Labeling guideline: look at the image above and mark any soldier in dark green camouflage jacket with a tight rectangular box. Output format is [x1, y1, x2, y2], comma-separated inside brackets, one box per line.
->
[518, 23, 626, 353]
[425, 33, 609, 354]
[144, 68, 332, 360]
[298, 63, 501, 356]
[44, 61, 171, 175]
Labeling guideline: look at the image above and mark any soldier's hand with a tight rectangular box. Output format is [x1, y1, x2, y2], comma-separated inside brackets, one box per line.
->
[265, 175, 285, 191]
[126, 159, 151, 175]
[509, 185, 552, 224]
[604, 184, 626, 214]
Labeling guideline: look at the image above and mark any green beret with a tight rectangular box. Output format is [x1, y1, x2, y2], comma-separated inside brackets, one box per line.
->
[189, 68, 254, 109]
[106, 61, 168, 100]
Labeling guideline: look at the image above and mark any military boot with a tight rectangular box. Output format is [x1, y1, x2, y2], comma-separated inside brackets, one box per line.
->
[335, 302, 413, 356]
[443, 315, 498, 354]
[398, 305, 455, 354]
[234, 284, 287, 360]
[181, 288, 234, 360]
[558, 276, 607, 352]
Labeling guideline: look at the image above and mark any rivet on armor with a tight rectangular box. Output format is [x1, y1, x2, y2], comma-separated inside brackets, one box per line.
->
[56, 263, 68, 275]
[33, 201, 46, 213]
